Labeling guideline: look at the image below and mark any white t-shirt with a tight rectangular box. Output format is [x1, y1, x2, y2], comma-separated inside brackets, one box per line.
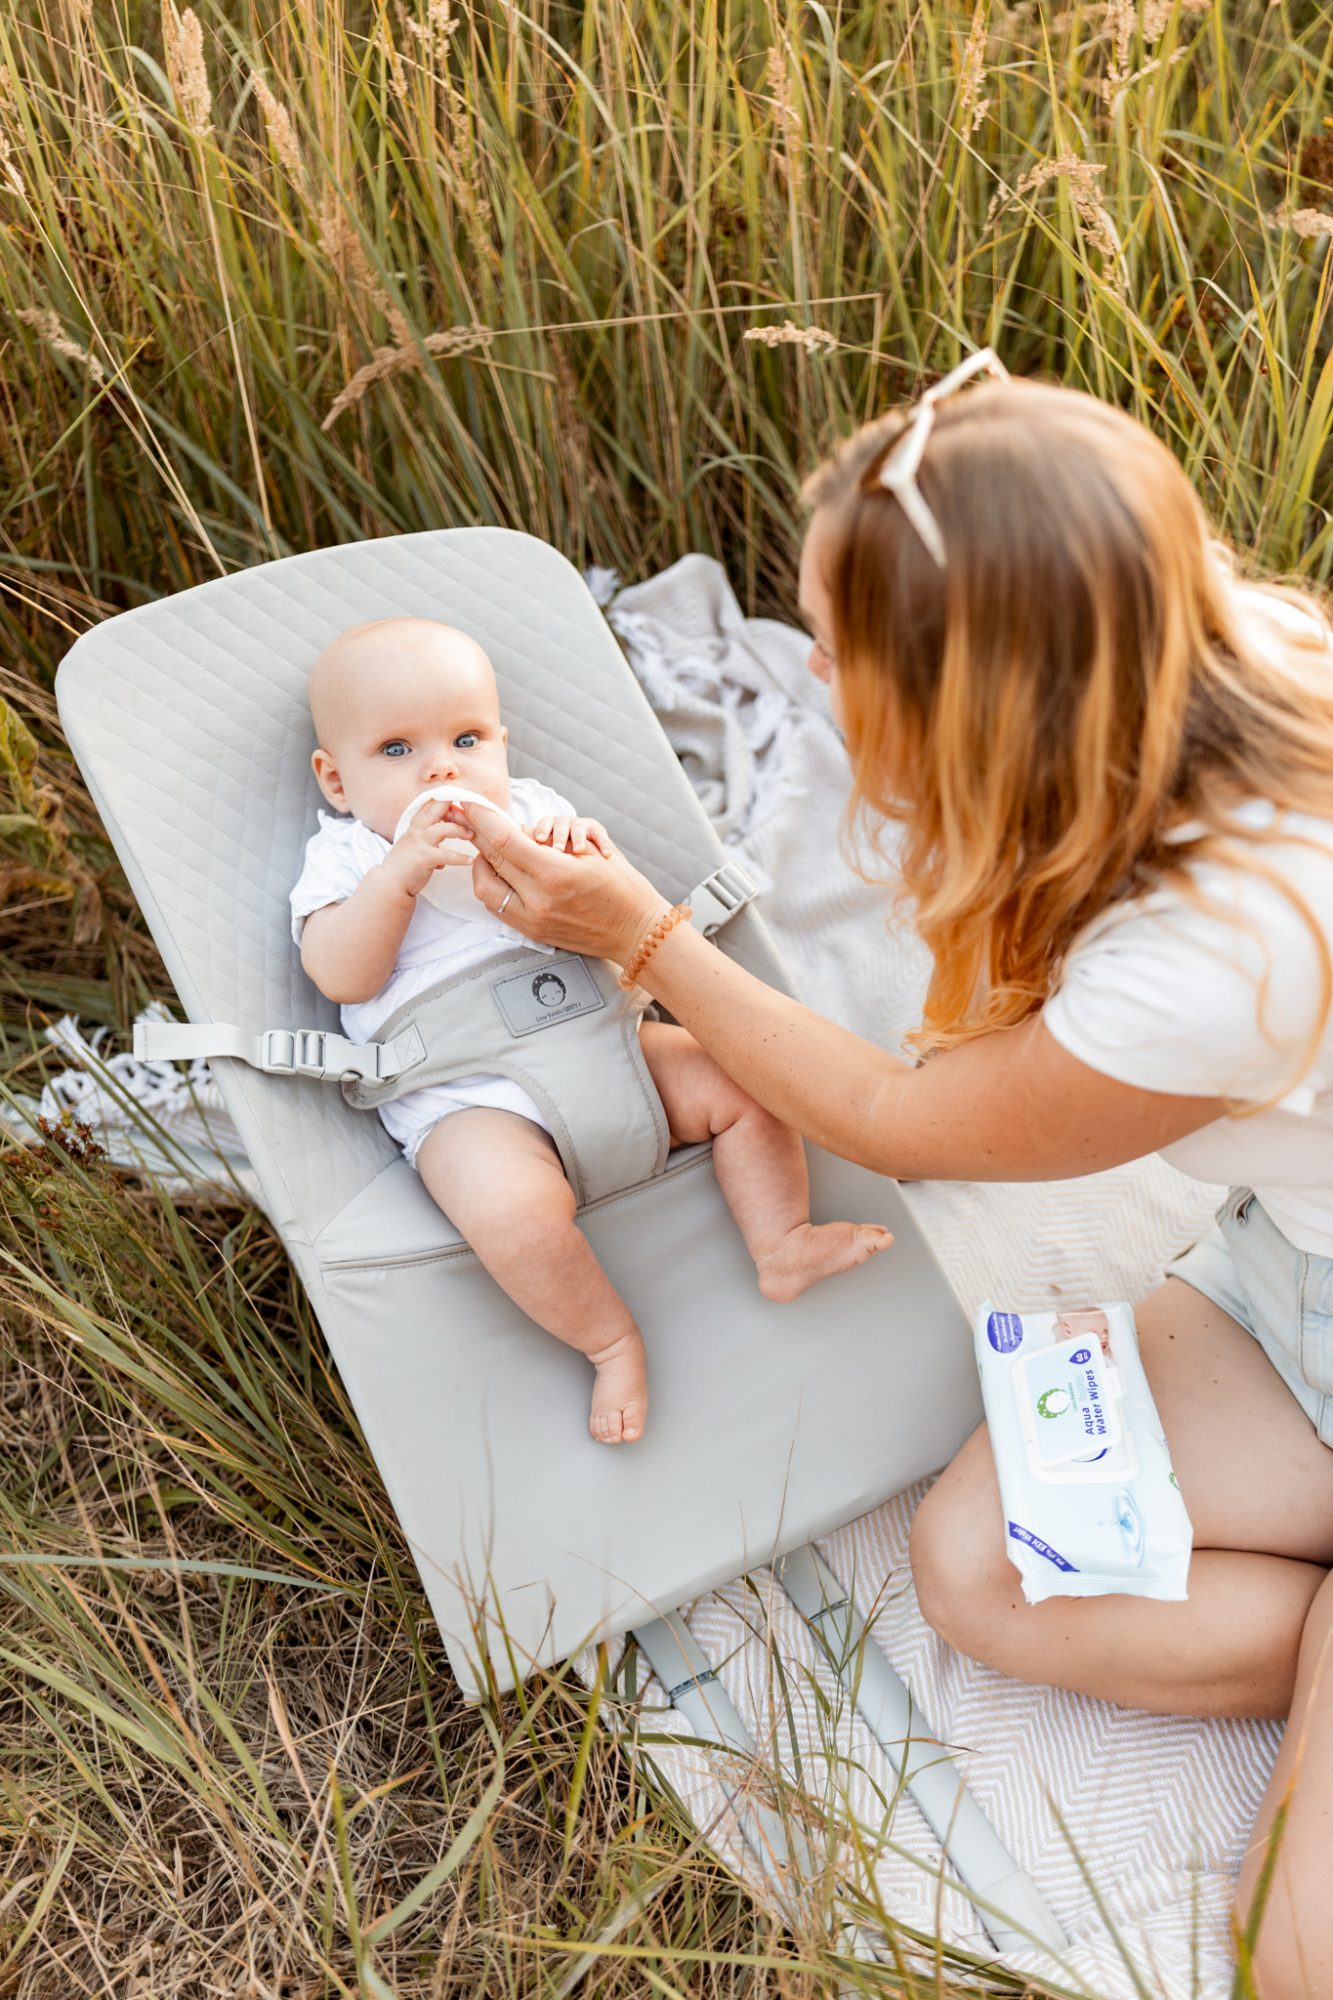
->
[1042, 798, 1333, 1255]
[288, 776, 576, 1043]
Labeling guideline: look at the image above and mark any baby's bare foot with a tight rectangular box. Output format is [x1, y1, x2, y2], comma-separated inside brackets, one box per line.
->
[756, 1222, 894, 1303]
[587, 1329, 648, 1445]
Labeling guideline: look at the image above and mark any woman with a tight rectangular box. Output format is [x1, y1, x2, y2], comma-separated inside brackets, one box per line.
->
[446, 356, 1333, 1999]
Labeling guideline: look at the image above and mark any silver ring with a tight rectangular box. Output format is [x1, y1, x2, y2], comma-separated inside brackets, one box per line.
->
[497, 887, 514, 917]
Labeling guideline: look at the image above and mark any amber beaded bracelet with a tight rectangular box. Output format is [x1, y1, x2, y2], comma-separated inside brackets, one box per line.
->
[618, 901, 693, 989]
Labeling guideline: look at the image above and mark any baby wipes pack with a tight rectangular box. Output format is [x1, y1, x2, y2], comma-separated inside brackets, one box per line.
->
[976, 1302, 1192, 1603]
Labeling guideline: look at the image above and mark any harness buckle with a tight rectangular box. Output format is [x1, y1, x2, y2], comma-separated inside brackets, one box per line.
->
[708, 861, 754, 917]
[261, 1028, 329, 1077]
[691, 860, 760, 936]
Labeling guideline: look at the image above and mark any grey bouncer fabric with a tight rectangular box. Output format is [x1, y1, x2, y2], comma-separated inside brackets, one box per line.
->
[55, 527, 985, 1703]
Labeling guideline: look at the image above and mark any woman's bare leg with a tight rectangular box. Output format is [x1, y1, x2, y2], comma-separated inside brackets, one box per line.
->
[416, 1108, 647, 1444]
[639, 1020, 893, 1298]
[910, 1275, 1333, 1995]
[910, 1278, 1333, 1715]
[1236, 1569, 1333, 2000]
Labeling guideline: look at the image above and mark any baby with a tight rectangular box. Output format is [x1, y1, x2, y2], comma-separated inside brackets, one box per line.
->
[291, 617, 893, 1444]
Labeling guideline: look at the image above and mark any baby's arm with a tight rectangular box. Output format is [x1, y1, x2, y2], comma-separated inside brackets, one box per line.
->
[301, 870, 416, 1004]
[301, 800, 471, 1004]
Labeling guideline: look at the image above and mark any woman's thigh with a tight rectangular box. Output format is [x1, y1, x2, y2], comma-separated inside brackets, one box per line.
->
[918, 1274, 1333, 1580]
[1140, 1275, 1333, 1565]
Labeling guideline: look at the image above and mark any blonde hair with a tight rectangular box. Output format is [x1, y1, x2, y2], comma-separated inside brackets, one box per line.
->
[803, 379, 1333, 1105]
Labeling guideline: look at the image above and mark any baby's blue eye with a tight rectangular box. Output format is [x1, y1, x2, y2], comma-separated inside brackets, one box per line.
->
[455, 732, 479, 748]
[380, 740, 409, 758]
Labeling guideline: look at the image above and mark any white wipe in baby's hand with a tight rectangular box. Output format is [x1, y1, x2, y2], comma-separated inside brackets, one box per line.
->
[976, 1301, 1193, 1602]
[391, 785, 518, 918]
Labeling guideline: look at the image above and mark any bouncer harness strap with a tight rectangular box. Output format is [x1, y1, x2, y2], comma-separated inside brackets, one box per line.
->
[132, 860, 761, 1207]
[343, 944, 664, 1207]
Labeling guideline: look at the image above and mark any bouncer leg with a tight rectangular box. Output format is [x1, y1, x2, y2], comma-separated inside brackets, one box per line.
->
[776, 1542, 1068, 1956]
[631, 1610, 886, 1963]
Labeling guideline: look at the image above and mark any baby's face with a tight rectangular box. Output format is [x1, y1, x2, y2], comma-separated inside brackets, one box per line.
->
[309, 620, 511, 841]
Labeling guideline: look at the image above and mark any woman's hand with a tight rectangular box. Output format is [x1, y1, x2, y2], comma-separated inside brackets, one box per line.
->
[444, 801, 666, 963]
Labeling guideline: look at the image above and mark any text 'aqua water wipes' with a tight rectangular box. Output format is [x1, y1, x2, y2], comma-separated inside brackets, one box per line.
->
[975, 1302, 1193, 1603]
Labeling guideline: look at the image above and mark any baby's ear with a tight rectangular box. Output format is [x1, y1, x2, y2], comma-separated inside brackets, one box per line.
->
[311, 746, 347, 809]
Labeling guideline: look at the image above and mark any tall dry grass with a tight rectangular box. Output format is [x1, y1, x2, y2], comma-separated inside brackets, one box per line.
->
[2, 0, 1331, 1991]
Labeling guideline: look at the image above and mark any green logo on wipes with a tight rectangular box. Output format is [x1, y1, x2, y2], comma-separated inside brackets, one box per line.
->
[1037, 1387, 1073, 1420]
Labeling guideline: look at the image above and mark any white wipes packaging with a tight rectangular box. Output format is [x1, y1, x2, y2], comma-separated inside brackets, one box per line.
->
[975, 1302, 1193, 1603]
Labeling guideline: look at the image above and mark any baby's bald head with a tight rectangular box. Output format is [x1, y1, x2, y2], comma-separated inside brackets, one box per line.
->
[306, 616, 510, 837]
[309, 617, 497, 749]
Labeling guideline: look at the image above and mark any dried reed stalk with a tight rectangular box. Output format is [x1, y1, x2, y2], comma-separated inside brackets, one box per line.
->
[321, 324, 493, 429]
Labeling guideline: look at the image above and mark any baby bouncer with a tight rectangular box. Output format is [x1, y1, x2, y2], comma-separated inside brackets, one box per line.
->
[56, 527, 1067, 1960]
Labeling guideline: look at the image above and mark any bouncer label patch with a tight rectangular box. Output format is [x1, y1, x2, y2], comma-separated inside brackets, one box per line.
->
[492, 955, 605, 1035]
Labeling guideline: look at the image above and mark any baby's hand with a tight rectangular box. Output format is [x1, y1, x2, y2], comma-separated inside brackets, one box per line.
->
[525, 814, 614, 858]
[382, 798, 475, 899]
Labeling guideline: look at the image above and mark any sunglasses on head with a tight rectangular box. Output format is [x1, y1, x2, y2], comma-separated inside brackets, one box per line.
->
[874, 347, 1010, 568]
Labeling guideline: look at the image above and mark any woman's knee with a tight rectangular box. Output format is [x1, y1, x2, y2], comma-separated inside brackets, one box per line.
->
[909, 1429, 1014, 1657]
[1233, 1891, 1327, 2000]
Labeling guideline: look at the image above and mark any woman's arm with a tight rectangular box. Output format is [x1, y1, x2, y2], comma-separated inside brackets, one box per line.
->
[613, 918, 1228, 1181]
[443, 805, 1228, 1182]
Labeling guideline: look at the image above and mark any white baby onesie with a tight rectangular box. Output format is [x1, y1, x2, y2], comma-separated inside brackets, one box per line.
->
[289, 776, 578, 1167]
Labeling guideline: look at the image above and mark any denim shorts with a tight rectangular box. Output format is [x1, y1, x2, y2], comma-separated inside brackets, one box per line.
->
[1166, 1186, 1333, 1447]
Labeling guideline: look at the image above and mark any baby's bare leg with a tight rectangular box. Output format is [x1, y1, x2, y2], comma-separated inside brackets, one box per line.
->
[415, 1108, 647, 1443]
[639, 1021, 892, 1301]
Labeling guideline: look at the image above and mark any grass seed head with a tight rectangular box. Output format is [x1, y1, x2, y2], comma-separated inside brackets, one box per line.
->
[162, 4, 213, 138]
[16, 306, 106, 384]
[744, 321, 838, 354]
[958, 15, 992, 138]
[321, 324, 493, 429]
[250, 72, 305, 188]
[1278, 205, 1333, 239]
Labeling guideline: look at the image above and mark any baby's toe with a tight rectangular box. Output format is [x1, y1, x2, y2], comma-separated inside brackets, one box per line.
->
[590, 1406, 625, 1445]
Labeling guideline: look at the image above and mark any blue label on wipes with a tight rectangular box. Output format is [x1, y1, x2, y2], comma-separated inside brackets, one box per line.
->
[1009, 1521, 1078, 1572]
[988, 1310, 1025, 1352]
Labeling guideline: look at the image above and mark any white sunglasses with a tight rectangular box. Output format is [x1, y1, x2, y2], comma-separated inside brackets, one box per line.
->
[875, 347, 1010, 568]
